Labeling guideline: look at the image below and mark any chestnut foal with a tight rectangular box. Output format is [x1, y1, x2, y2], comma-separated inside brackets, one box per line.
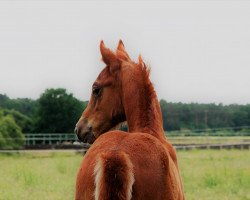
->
[75, 41, 184, 200]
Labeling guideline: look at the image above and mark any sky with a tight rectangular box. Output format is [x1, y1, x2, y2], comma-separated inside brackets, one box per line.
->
[0, 1, 249, 105]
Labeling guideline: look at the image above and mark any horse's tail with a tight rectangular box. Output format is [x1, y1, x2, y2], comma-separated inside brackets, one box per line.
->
[94, 151, 135, 200]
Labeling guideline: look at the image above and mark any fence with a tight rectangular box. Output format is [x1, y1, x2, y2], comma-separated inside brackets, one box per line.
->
[175, 143, 250, 150]
[166, 126, 250, 136]
[24, 133, 250, 148]
[24, 133, 77, 146]
[0, 133, 249, 150]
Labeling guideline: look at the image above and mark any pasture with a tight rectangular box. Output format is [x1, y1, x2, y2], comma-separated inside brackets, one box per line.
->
[0, 149, 249, 200]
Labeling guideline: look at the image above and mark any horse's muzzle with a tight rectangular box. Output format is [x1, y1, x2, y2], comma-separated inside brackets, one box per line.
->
[76, 130, 96, 144]
[75, 117, 96, 144]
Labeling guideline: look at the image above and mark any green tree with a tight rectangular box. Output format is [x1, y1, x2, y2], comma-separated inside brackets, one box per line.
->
[233, 110, 248, 127]
[2, 109, 34, 133]
[35, 88, 86, 133]
[160, 100, 181, 131]
[0, 94, 38, 117]
[0, 111, 25, 149]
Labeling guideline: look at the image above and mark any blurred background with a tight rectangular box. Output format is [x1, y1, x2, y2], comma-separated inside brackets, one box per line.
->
[0, 0, 249, 147]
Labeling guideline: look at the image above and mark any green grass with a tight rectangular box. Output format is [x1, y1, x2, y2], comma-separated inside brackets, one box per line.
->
[0, 152, 82, 200]
[179, 150, 250, 200]
[0, 150, 249, 200]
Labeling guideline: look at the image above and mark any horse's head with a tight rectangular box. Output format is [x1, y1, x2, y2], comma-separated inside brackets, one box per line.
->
[75, 40, 131, 143]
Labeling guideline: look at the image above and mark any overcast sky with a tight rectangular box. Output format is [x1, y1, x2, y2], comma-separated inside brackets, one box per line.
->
[0, 1, 249, 104]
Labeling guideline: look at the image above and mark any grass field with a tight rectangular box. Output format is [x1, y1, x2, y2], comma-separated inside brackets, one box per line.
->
[0, 150, 249, 200]
[179, 150, 250, 200]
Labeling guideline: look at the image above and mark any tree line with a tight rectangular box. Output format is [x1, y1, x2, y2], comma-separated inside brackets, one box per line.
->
[0, 89, 87, 149]
[0, 88, 249, 148]
[160, 100, 250, 132]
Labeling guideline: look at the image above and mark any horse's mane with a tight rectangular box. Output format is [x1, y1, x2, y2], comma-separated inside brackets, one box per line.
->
[140, 63, 156, 102]
[117, 48, 159, 130]
[136, 61, 159, 130]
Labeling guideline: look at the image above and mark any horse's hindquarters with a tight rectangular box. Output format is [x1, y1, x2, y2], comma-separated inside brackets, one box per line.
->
[75, 154, 96, 200]
[75, 131, 184, 200]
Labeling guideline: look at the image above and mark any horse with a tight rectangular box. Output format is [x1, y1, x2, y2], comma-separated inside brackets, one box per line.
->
[75, 40, 185, 200]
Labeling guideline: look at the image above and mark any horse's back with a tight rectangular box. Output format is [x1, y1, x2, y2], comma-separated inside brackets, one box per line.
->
[75, 131, 184, 200]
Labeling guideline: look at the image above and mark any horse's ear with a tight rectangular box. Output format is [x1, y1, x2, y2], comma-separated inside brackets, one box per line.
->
[117, 40, 126, 53]
[100, 40, 117, 65]
[100, 40, 120, 73]
[116, 40, 131, 61]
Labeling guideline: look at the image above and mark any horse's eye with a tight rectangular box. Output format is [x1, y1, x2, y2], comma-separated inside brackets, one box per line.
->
[92, 87, 102, 97]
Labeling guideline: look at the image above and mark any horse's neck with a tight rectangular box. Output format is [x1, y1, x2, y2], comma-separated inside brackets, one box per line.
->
[121, 67, 166, 141]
